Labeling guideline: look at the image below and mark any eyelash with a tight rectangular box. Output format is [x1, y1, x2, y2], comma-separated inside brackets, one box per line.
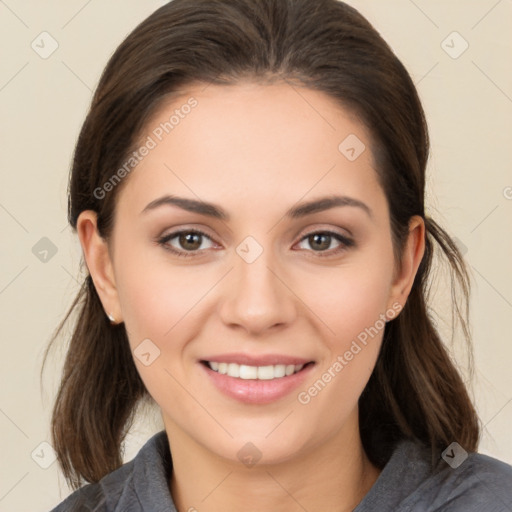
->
[156, 228, 355, 259]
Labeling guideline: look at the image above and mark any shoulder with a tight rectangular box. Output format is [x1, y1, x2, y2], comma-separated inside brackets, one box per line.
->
[49, 431, 173, 512]
[425, 448, 512, 511]
[356, 439, 512, 512]
[48, 458, 137, 512]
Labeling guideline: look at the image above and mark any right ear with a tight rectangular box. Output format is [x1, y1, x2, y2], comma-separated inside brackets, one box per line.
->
[76, 211, 123, 323]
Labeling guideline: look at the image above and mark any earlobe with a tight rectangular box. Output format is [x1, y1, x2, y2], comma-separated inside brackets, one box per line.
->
[388, 216, 426, 312]
[76, 211, 122, 323]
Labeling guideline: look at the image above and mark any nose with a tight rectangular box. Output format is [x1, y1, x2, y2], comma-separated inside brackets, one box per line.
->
[218, 242, 297, 335]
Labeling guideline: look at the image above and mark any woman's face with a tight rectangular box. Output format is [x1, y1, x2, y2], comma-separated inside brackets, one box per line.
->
[85, 82, 419, 465]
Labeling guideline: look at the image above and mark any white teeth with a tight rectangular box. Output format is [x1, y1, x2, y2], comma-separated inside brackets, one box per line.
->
[239, 365, 258, 379]
[257, 365, 275, 380]
[273, 365, 286, 378]
[228, 363, 239, 377]
[206, 361, 306, 380]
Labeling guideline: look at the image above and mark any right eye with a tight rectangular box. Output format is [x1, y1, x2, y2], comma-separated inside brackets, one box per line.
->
[157, 229, 217, 258]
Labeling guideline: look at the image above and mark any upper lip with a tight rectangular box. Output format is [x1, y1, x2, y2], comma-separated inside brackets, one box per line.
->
[201, 353, 314, 366]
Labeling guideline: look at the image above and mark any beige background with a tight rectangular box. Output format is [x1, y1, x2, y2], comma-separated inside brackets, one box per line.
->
[0, 0, 511, 510]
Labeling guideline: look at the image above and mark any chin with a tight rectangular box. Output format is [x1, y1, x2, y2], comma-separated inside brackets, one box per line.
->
[204, 427, 313, 468]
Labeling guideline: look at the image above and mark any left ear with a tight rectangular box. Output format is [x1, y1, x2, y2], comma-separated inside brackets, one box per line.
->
[387, 215, 425, 311]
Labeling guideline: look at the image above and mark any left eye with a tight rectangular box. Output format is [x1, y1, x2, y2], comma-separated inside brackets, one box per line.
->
[296, 231, 353, 255]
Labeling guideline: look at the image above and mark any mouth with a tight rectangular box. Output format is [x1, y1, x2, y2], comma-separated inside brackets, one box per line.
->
[199, 357, 316, 404]
[200, 360, 315, 380]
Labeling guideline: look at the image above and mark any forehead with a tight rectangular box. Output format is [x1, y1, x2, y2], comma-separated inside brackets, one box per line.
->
[116, 81, 384, 219]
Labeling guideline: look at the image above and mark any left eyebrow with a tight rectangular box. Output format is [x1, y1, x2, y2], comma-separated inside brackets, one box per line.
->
[140, 194, 372, 220]
[287, 195, 372, 219]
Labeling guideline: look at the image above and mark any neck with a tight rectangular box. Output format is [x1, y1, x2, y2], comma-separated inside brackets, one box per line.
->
[165, 412, 381, 512]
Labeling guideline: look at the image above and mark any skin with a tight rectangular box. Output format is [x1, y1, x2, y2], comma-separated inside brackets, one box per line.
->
[77, 81, 425, 512]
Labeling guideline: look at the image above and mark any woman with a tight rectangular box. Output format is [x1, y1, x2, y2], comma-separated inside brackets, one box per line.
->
[45, 0, 512, 510]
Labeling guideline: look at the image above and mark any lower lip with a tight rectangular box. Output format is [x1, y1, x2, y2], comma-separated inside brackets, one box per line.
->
[200, 362, 315, 404]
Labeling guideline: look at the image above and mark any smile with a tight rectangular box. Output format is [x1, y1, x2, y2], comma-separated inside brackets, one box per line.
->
[203, 361, 308, 380]
[200, 359, 316, 404]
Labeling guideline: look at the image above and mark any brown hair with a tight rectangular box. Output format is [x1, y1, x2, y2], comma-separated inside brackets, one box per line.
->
[41, 0, 480, 490]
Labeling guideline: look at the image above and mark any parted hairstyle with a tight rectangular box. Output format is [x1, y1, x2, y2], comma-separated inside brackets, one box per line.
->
[41, 0, 480, 490]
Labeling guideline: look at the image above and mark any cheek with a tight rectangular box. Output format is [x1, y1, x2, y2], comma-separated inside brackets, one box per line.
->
[294, 292, 387, 427]
[302, 256, 393, 342]
[293, 252, 393, 406]
[316, 276, 388, 371]
[114, 255, 209, 406]
[115, 247, 210, 344]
